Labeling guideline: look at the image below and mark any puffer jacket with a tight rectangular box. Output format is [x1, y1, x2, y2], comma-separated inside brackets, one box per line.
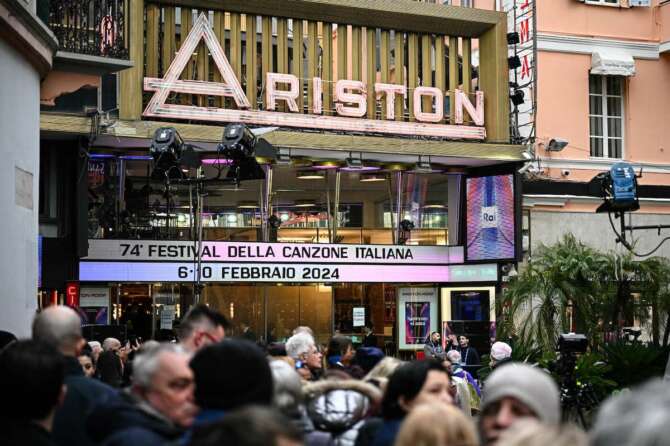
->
[304, 380, 382, 446]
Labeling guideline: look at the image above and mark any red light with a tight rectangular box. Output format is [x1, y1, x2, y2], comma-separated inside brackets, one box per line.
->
[66, 282, 80, 307]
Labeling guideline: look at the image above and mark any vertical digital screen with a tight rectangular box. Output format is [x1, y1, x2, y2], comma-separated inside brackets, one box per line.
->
[466, 174, 515, 260]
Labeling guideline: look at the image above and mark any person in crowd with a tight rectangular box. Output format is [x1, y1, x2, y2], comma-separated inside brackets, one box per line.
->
[88, 340, 102, 363]
[267, 342, 288, 357]
[87, 343, 196, 445]
[479, 363, 560, 446]
[363, 357, 403, 385]
[0, 340, 66, 446]
[424, 331, 446, 361]
[442, 359, 473, 417]
[362, 326, 377, 347]
[286, 332, 323, 381]
[240, 322, 257, 343]
[270, 359, 332, 446]
[0, 329, 18, 350]
[591, 378, 670, 446]
[188, 406, 303, 446]
[497, 419, 588, 446]
[304, 371, 382, 446]
[490, 342, 513, 370]
[293, 325, 315, 338]
[178, 304, 230, 353]
[363, 360, 453, 446]
[448, 335, 480, 368]
[78, 350, 96, 378]
[326, 335, 358, 374]
[97, 337, 124, 387]
[446, 350, 481, 397]
[33, 305, 118, 446]
[395, 402, 479, 446]
[353, 346, 385, 376]
[185, 339, 274, 440]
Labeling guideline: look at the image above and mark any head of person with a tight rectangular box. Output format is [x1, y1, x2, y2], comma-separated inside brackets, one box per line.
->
[479, 363, 560, 446]
[395, 402, 478, 446]
[363, 325, 372, 335]
[0, 330, 17, 351]
[189, 339, 273, 412]
[269, 359, 304, 417]
[591, 379, 670, 446]
[285, 332, 322, 371]
[353, 346, 384, 374]
[327, 335, 355, 366]
[459, 335, 470, 348]
[178, 304, 230, 353]
[490, 342, 513, 368]
[381, 359, 453, 420]
[102, 337, 121, 352]
[131, 343, 196, 428]
[78, 351, 96, 378]
[497, 419, 588, 446]
[292, 326, 314, 338]
[189, 406, 302, 446]
[430, 332, 440, 344]
[88, 340, 102, 361]
[446, 350, 462, 365]
[0, 340, 66, 426]
[32, 305, 85, 357]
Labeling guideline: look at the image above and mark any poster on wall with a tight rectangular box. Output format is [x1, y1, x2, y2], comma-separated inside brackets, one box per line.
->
[79, 287, 110, 325]
[466, 174, 516, 261]
[398, 288, 438, 350]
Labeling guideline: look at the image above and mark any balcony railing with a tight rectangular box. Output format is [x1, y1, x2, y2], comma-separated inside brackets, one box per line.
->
[48, 0, 129, 59]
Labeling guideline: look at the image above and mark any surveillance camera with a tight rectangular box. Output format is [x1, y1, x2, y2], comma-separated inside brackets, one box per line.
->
[561, 169, 570, 177]
[547, 138, 569, 152]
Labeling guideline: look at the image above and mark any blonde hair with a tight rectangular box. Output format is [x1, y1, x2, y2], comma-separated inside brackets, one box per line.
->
[364, 357, 403, 381]
[395, 403, 478, 446]
[497, 420, 588, 446]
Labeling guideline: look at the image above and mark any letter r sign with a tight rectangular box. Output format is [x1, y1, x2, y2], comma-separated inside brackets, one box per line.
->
[481, 206, 497, 228]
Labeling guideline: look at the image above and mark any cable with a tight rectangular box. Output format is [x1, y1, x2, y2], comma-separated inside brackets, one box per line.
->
[608, 212, 670, 257]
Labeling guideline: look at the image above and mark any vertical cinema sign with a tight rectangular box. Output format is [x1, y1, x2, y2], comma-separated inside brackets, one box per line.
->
[143, 13, 486, 140]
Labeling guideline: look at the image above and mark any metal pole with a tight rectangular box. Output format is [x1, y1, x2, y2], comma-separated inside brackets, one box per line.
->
[387, 173, 396, 244]
[194, 168, 205, 304]
[266, 165, 273, 241]
[325, 171, 333, 243]
[334, 170, 341, 242]
[395, 171, 403, 244]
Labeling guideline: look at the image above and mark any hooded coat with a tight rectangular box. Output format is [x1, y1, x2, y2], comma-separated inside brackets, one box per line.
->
[304, 379, 382, 446]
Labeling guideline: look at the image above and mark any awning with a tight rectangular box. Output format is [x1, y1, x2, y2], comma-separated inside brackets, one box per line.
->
[591, 51, 635, 77]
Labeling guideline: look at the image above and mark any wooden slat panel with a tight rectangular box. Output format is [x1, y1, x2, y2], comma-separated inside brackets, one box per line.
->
[322, 23, 333, 114]
[213, 11, 224, 107]
[462, 38, 472, 95]
[421, 34, 432, 112]
[230, 13, 242, 80]
[435, 35, 445, 95]
[245, 14, 258, 108]
[162, 7, 176, 77]
[479, 21, 509, 142]
[393, 31, 404, 121]
[119, 0, 144, 119]
[146, 4, 160, 78]
[351, 26, 362, 81]
[292, 20, 304, 112]
[366, 27, 376, 118]
[180, 7, 193, 104]
[380, 29, 390, 119]
[196, 9, 209, 106]
[407, 32, 418, 122]
[307, 21, 318, 112]
[276, 18, 289, 111]
[336, 24, 347, 82]
[448, 36, 458, 122]
[261, 16, 273, 108]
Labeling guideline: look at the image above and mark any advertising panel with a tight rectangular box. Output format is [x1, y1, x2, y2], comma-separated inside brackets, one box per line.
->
[398, 288, 438, 350]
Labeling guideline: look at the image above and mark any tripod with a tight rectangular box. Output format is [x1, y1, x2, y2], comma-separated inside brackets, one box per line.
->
[557, 353, 598, 428]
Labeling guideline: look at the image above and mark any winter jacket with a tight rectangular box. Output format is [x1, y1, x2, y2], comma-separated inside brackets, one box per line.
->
[53, 356, 119, 446]
[87, 390, 184, 446]
[304, 379, 382, 446]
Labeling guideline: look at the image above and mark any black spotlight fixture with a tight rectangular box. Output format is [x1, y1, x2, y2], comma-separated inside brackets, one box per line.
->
[508, 55, 522, 70]
[398, 219, 415, 245]
[507, 32, 520, 45]
[218, 123, 266, 184]
[150, 127, 185, 179]
[510, 89, 525, 106]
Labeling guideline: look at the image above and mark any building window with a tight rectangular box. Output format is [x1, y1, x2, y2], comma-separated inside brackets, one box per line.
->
[589, 75, 624, 159]
[585, 0, 619, 6]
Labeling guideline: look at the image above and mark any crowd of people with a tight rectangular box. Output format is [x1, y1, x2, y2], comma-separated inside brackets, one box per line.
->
[0, 304, 668, 446]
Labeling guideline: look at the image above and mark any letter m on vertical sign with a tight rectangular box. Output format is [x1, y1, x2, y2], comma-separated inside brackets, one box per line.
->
[143, 13, 250, 118]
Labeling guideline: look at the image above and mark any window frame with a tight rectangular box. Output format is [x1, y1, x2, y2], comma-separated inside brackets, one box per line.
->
[584, 0, 620, 7]
[589, 74, 625, 160]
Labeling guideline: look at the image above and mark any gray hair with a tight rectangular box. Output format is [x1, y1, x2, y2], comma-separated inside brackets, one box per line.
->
[102, 337, 121, 352]
[591, 379, 670, 446]
[447, 350, 462, 363]
[32, 306, 82, 351]
[285, 332, 315, 360]
[269, 359, 303, 415]
[132, 343, 187, 389]
[292, 326, 314, 338]
[88, 341, 101, 350]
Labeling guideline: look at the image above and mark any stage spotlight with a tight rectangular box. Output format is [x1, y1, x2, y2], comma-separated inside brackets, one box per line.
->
[507, 32, 520, 45]
[150, 127, 185, 179]
[508, 55, 522, 70]
[510, 89, 525, 106]
[218, 124, 266, 183]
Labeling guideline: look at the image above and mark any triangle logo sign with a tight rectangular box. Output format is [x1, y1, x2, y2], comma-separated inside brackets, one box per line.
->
[143, 12, 251, 118]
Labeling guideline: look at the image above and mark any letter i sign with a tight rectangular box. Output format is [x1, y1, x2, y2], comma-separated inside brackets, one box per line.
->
[143, 13, 250, 118]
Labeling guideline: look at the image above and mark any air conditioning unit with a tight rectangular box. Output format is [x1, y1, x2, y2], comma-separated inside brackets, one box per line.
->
[629, 0, 650, 6]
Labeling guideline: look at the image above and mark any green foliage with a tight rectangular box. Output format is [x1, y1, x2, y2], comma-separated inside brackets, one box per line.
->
[602, 343, 669, 388]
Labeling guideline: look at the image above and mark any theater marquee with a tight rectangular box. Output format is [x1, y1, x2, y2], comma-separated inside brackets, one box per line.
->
[79, 240, 497, 284]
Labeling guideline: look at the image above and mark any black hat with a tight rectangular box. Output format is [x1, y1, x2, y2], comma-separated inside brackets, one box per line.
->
[190, 339, 273, 411]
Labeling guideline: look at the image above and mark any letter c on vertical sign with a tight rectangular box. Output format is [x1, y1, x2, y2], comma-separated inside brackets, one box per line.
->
[266, 73, 300, 112]
[335, 80, 367, 118]
[413, 87, 444, 123]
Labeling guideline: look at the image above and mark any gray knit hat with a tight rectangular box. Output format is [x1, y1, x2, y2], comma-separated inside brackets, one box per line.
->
[481, 363, 560, 424]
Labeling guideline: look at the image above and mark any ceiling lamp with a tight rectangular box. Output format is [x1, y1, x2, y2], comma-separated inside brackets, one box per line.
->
[201, 158, 233, 165]
[360, 173, 387, 182]
[296, 169, 326, 180]
[294, 199, 316, 208]
[311, 161, 341, 170]
[423, 202, 446, 209]
[237, 201, 259, 209]
[411, 160, 444, 174]
[341, 157, 380, 172]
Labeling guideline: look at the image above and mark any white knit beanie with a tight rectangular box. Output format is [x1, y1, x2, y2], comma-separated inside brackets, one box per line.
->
[481, 363, 560, 424]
